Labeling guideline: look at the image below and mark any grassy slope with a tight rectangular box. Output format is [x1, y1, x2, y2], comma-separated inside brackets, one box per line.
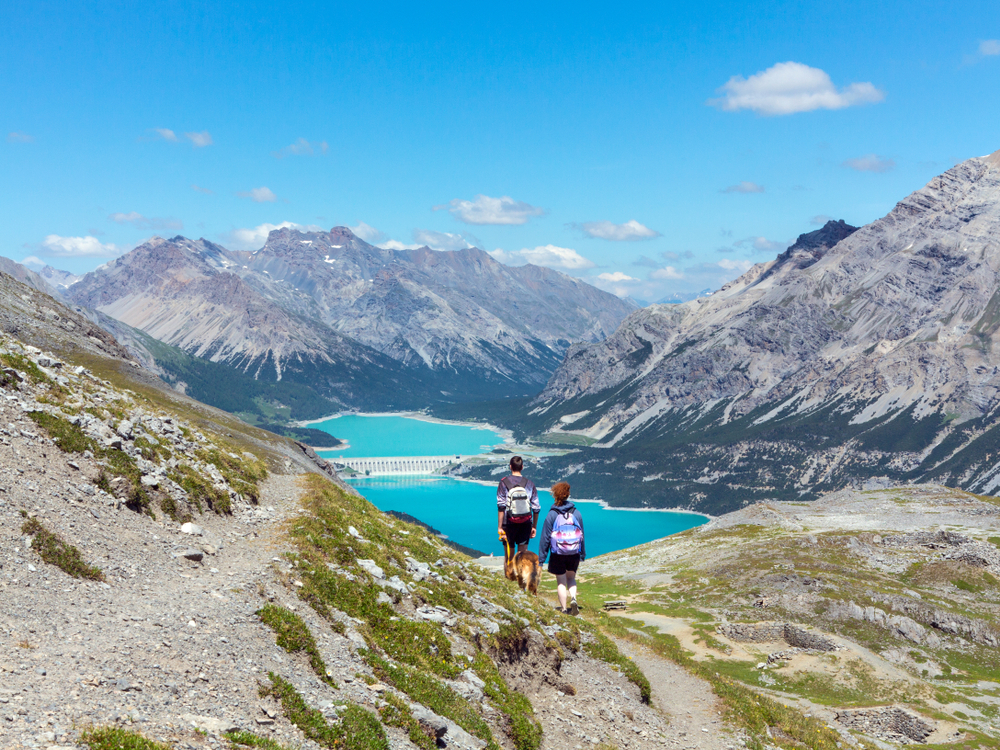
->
[577, 489, 1000, 749]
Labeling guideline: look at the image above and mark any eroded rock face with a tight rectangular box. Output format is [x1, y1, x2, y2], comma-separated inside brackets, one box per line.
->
[528, 150, 1000, 506]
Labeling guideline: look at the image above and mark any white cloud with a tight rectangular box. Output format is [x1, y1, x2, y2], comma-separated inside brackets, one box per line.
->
[185, 131, 213, 147]
[191, 184, 213, 194]
[708, 62, 884, 116]
[7, 131, 34, 143]
[650, 265, 684, 280]
[225, 221, 322, 251]
[596, 272, 639, 283]
[590, 271, 645, 298]
[489, 245, 595, 270]
[842, 154, 895, 173]
[721, 181, 765, 194]
[980, 40, 1000, 56]
[20, 256, 45, 269]
[109, 211, 183, 231]
[38, 235, 121, 258]
[436, 194, 544, 225]
[579, 219, 660, 241]
[717, 258, 754, 272]
[349, 222, 386, 243]
[376, 228, 481, 252]
[413, 229, 476, 252]
[238, 186, 278, 203]
[274, 138, 329, 158]
[378, 240, 423, 251]
[152, 128, 178, 142]
[810, 214, 833, 226]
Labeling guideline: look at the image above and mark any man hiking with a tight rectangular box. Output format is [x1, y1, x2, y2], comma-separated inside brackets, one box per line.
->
[497, 456, 540, 556]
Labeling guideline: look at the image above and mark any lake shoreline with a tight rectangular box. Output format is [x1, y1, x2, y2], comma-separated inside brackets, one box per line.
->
[297, 410, 514, 453]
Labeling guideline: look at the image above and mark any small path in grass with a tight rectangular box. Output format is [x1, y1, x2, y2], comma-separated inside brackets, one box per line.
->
[615, 637, 745, 750]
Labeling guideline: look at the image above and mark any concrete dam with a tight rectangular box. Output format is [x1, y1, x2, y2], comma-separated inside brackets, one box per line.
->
[332, 455, 466, 476]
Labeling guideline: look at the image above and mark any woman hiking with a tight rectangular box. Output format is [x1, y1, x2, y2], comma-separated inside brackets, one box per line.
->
[538, 481, 585, 615]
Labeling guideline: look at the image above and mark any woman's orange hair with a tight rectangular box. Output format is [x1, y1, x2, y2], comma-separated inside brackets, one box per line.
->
[551, 481, 571, 506]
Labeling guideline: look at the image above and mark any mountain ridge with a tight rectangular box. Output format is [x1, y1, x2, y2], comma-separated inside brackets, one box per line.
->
[450, 150, 1000, 513]
[65, 228, 635, 412]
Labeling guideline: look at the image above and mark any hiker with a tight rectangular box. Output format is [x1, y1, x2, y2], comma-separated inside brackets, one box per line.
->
[497, 456, 540, 557]
[538, 481, 585, 615]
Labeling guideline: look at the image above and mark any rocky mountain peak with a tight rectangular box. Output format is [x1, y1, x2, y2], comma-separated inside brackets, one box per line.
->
[526, 151, 1000, 511]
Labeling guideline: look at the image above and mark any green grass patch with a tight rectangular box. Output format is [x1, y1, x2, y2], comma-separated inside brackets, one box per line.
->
[264, 672, 387, 750]
[594, 613, 842, 750]
[0, 351, 51, 385]
[79, 726, 170, 750]
[257, 604, 335, 686]
[582, 631, 651, 703]
[225, 731, 297, 750]
[472, 651, 542, 750]
[365, 652, 497, 750]
[168, 463, 229, 514]
[298, 559, 459, 676]
[377, 693, 437, 750]
[197, 447, 268, 503]
[27, 410, 94, 453]
[20, 514, 104, 581]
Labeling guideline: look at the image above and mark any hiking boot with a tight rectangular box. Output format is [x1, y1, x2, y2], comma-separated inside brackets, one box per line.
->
[568, 598, 579, 616]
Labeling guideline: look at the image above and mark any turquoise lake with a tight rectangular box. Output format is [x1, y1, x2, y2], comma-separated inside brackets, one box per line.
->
[310, 413, 707, 558]
[312, 414, 504, 457]
[347, 476, 707, 559]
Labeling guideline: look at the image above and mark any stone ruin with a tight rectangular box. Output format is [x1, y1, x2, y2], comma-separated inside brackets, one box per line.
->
[716, 622, 840, 664]
[836, 707, 936, 744]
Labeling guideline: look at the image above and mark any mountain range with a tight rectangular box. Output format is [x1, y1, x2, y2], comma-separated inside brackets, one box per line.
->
[454, 150, 1000, 513]
[61, 228, 635, 418]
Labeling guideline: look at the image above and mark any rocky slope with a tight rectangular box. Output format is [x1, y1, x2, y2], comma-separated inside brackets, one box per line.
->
[65, 229, 635, 411]
[498, 150, 1000, 512]
[65, 236, 440, 415]
[0, 269, 698, 750]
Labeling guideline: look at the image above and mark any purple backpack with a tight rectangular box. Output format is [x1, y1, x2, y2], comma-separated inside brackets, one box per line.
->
[551, 510, 583, 555]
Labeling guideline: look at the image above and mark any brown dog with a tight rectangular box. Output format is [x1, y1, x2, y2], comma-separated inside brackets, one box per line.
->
[504, 550, 540, 595]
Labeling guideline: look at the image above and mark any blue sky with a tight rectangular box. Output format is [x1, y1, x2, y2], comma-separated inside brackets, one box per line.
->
[3, 0, 1000, 302]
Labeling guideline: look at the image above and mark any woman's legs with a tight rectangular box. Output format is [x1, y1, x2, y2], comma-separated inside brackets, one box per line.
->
[555, 573, 569, 610]
[565, 569, 578, 613]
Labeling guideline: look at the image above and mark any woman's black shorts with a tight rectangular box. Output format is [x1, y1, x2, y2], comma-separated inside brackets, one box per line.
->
[547, 553, 580, 575]
[503, 521, 533, 546]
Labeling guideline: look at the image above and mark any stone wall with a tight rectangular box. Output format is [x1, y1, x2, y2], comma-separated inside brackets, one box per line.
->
[836, 707, 935, 744]
[716, 622, 838, 651]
